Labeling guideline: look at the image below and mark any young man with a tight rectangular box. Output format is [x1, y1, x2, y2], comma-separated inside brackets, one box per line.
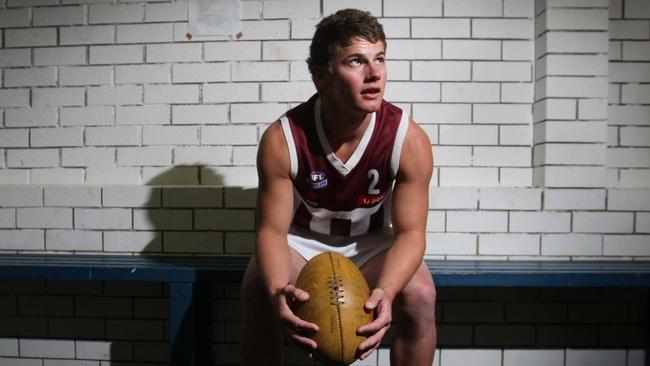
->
[241, 8, 436, 365]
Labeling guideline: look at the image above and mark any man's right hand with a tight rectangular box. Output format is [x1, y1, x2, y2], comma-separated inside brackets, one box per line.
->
[274, 283, 320, 354]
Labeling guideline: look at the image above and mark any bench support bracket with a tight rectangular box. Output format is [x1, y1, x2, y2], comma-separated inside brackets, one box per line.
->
[170, 282, 213, 366]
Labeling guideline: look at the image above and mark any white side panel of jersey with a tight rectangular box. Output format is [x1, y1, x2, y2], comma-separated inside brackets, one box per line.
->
[390, 111, 410, 179]
[280, 115, 298, 180]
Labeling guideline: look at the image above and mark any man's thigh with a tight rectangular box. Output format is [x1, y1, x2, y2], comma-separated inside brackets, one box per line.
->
[243, 246, 309, 296]
[359, 250, 433, 292]
[288, 247, 309, 284]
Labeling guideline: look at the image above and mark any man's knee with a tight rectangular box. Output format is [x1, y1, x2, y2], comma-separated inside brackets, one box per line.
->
[398, 279, 436, 322]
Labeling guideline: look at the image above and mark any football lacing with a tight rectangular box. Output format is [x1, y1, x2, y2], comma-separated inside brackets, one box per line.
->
[328, 275, 345, 304]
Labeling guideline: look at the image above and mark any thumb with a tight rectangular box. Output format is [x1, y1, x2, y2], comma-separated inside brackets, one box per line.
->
[365, 288, 384, 310]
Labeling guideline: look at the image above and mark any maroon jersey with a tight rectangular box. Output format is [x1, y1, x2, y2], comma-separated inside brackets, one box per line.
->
[280, 94, 409, 237]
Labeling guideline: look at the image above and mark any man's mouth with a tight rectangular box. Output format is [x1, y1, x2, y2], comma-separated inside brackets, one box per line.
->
[361, 88, 381, 97]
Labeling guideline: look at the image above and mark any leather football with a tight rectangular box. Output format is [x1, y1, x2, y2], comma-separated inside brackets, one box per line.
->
[294, 252, 374, 366]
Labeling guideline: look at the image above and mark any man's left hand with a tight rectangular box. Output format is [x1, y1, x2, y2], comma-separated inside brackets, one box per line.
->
[356, 288, 393, 360]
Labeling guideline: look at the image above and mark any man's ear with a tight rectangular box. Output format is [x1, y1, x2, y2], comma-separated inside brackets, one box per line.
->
[310, 64, 329, 91]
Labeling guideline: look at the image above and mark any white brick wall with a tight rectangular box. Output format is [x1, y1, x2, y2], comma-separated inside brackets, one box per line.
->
[117, 65, 169, 84]
[89, 3, 144, 24]
[0, 49, 30, 67]
[20, 339, 75, 359]
[510, 212, 571, 233]
[203, 83, 259, 103]
[0, 8, 30, 27]
[574, 212, 634, 233]
[117, 105, 170, 125]
[5, 28, 57, 47]
[609, 6, 650, 187]
[541, 234, 603, 256]
[173, 105, 228, 124]
[447, 211, 508, 233]
[412, 18, 469, 38]
[187, 140, 226, 163]
[479, 234, 540, 255]
[443, 40, 500, 60]
[86, 126, 139, 146]
[60, 25, 114, 46]
[90, 45, 144, 65]
[1, 1, 649, 365]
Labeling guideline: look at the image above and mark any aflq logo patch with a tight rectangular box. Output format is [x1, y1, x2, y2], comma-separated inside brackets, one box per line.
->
[309, 171, 328, 189]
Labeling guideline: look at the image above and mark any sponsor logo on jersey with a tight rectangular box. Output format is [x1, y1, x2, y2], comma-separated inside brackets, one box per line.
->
[357, 192, 386, 207]
[308, 171, 328, 189]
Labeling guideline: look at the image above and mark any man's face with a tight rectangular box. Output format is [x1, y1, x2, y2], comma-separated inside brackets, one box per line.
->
[316, 37, 387, 115]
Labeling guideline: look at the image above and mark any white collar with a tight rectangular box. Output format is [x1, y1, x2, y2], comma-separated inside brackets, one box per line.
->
[314, 97, 376, 176]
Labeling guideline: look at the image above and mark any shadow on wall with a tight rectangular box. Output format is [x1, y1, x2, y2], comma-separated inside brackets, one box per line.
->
[108, 165, 257, 365]
[142, 165, 258, 256]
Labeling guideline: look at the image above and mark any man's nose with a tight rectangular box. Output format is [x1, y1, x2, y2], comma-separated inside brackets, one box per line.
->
[366, 64, 382, 82]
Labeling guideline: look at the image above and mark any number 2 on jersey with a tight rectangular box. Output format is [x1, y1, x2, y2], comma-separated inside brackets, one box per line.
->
[367, 169, 380, 195]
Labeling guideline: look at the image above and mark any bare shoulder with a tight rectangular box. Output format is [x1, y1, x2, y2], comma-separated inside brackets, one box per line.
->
[259, 120, 285, 151]
[398, 118, 434, 181]
[405, 118, 433, 157]
[258, 120, 291, 180]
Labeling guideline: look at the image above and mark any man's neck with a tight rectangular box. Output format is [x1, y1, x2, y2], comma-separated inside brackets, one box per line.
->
[320, 97, 373, 149]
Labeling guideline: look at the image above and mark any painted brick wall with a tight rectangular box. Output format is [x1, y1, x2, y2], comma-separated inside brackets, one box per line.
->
[1, 0, 649, 365]
[608, 0, 650, 187]
[0, 0, 647, 187]
[2, 0, 533, 187]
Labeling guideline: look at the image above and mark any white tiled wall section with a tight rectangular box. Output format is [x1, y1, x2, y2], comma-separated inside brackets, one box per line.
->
[533, 1, 610, 188]
[0, 186, 648, 258]
[0, 0, 647, 187]
[608, 0, 650, 188]
[1, 1, 649, 366]
[0, 0, 541, 187]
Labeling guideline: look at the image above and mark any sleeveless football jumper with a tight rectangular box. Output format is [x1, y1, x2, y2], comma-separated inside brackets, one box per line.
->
[279, 95, 409, 266]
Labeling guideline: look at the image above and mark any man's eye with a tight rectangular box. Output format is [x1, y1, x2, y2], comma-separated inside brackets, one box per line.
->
[350, 58, 362, 65]
[375, 57, 385, 64]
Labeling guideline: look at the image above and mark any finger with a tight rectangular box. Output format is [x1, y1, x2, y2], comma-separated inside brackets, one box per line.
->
[360, 346, 378, 361]
[291, 334, 318, 351]
[357, 331, 385, 360]
[357, 325, 389, 355]
[357, 306, 391, 334]
[364, 288, 384, 310]
[292, 287, 310, 302]
[357, 317, 386, 334]
[282, 318, 319, 335]
[283, 284, 310, 302]
[280, 311, 320, 333]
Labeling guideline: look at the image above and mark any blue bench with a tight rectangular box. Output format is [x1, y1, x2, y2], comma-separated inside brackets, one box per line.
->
[0, 254, 249, 366]
[1, 254, 649, 365]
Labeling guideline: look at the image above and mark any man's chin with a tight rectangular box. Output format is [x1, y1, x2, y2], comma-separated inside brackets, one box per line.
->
[356, 98, 383, 114]
[325, 93, 383, 115]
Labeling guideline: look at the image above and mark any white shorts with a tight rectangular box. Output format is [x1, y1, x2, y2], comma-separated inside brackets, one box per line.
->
[287, 226, 394, 267]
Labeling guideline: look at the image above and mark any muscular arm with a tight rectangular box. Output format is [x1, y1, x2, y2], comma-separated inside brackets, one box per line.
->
[358, 121, 433, 359]
[358, 119, 433, 358]
[254, 121, 295, 298]
[254, 121, 319, 351]
[375, 119, 433, 301]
